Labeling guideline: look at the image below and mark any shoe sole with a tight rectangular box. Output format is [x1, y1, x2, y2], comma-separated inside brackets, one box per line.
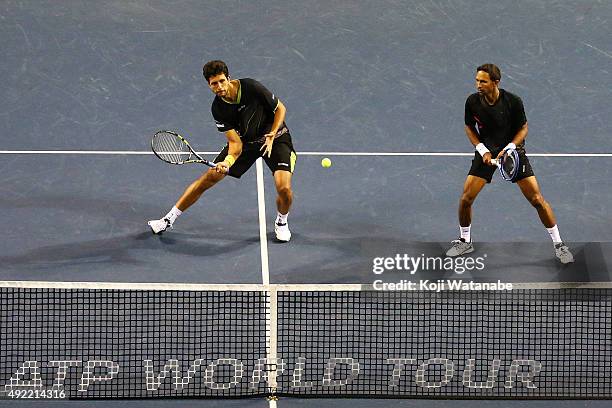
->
[275, 231, 291, 242]
[446, 246, 474, 257]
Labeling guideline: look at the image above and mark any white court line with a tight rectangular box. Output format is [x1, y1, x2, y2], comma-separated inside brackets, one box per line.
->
[1, 150, 612, 157]
[3, 281, 612, 290]
[255, 158, 270, 285]
[300, 152, 612, 157]
[255, 158, 278, 406]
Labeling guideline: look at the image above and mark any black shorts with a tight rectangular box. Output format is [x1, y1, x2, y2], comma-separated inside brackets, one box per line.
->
[214, 133, 297, 179]
[468, 149, 534, 183]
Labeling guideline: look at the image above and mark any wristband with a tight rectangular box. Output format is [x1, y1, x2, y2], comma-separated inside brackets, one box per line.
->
[225, 154, 236, 167]
[475, 143, 490, 157]
[503, 143, 516, 152]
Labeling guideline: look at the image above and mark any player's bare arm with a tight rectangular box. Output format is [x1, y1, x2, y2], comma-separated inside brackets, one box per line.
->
[261, 100, 287, 158]
[465, 125, 493, 165]
[496, 123, 529, 160]
[217, 129, 242, 174]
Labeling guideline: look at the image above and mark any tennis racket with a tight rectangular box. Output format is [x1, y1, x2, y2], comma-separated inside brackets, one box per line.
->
[491, 148, 520, 181]
[151, 130, 216, 167]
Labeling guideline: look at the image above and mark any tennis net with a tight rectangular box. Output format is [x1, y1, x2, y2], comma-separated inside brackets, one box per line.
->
[1, 281, 611, 399]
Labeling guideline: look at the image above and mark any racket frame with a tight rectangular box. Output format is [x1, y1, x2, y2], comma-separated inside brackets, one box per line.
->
[151, 130, 216, 168]
[491, 148, 520, 181]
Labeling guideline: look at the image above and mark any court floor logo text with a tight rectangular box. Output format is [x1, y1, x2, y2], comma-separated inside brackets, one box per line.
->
[2, 357, 541, 395]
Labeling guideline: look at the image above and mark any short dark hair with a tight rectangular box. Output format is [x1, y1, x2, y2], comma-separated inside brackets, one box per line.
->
[476, 63, 501, 82]
[203, 60, 229, 82]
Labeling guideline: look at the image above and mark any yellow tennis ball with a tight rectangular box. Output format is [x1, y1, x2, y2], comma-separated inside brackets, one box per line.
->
[321, 157, 332, 168]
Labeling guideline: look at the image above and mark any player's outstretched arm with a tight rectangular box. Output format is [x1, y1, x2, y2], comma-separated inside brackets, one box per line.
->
[217, 130, 242, 174]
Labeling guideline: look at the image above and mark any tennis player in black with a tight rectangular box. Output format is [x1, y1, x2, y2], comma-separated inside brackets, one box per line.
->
[148, 60, 296, 241]
[446, 64, 573, 263]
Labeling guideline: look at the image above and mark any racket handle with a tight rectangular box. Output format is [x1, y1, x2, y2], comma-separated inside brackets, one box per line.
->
[490, 159, 500, 167]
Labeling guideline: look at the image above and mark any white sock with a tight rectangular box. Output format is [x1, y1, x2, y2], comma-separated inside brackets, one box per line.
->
[164, 206, 183, 224]
[546, 225, 562, 243]
[460, 225, 471, 242]
[276, 212, 288, 225]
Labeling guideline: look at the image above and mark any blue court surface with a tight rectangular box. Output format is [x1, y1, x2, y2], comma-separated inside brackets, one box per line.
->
[1, 1, 611, 407]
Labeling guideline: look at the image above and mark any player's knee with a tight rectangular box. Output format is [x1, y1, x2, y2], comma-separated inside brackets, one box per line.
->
[208, 167, 225, 179]
[277, 185, 292, 200]
[528, 194, 546, 209]
[196, 169, 223, 190]
[460, 193, 476, 208]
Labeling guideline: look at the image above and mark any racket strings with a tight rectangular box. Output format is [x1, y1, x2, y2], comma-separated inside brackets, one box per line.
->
[502, 156, 515, 173]
[500, 150, 519, 181]
[153, 132, 192, 164]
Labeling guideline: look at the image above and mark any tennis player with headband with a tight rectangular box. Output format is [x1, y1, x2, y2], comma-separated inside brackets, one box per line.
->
[446, 63, 573, 264]
[148, 60, 297, 242]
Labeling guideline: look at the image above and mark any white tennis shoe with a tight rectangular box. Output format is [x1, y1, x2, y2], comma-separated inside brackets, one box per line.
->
[274, 221, 291, 242]
[554, 242, 574, 264]
[446, 238, 474, 257]
[148, 218, 172, 234]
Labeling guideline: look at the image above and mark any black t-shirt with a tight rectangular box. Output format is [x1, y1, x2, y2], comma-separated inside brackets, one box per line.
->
[464, 89, 527, 153]
[211, 78, 288, 144]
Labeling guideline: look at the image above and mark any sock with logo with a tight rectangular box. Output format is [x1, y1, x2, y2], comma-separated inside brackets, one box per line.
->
[276, 212, 288, 225]
[546, 225, 562, 243]
[460, 225, 471, 243]
[164, 206, 182, 225]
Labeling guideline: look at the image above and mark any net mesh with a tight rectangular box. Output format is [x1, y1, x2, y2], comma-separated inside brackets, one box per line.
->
[152, 131, 192, 164]
[277, 288, 612, 398]
[1, 283, 611, 399]
[0, 287, 269, 398]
